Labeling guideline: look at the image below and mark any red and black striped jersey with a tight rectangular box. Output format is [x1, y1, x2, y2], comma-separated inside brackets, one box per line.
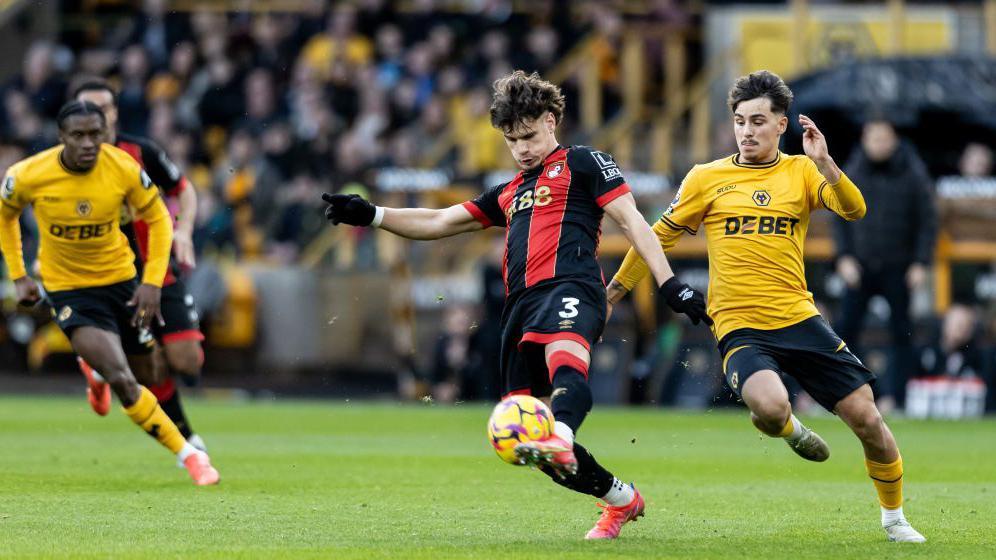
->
[462, 145, 630, 296]
[115, 133, 189, 287]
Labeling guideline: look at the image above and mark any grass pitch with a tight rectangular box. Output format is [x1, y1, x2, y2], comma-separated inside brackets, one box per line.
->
[0, 396, 993, 559]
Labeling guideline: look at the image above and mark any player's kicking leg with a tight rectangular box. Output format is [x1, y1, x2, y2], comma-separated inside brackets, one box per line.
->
[71, 326, 219, 485]
[515, 340, 644, 540]
[835, 384, 925, 543]
[740, 370, 830, 462]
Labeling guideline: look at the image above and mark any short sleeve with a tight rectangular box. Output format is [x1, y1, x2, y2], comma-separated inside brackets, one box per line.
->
[567, 146, 630, 207]
[125, 165, 161, 212]
[139, 138, 186, 197]
[462, 182, 508, 228]
[658, 165, 707, 235]
[0, 166, 28, 211]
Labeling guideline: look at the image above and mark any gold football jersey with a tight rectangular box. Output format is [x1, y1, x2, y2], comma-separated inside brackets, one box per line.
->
[0, 144, 170, 291]
[615, 152, 865, 341]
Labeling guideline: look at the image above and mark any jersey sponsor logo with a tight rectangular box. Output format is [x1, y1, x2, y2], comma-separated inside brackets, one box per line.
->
[717, 184, 737, 194]
[58, 306, 73, 322]
[590, 151, 623, 181]
[724, 215, 800, 236]
[140, 169, 153, 190]
[546, 161, 564, 178]
[504, 186, 553, 221]
[752, 189, 771, 206]
[49, 220, 115, 240]
[76, 199, 92, 217]
[1, 176, 14, 200]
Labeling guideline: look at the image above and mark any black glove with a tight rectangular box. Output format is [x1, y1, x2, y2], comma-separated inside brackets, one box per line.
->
[321, 192, 376, 226]
[659, 276, 713, 326]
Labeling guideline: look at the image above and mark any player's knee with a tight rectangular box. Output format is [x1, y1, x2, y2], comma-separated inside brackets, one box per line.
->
[850, 407, 884, 440]
[750, 398, 791, 429]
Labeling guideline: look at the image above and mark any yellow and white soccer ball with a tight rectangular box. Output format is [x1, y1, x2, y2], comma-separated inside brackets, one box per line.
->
[487, 394, 554, 464]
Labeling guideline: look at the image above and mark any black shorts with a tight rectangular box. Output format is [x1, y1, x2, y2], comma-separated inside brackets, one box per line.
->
[46, 279, 155, 355]
[499, 279, 606, 398]
[718, 315, 875, 412]
[154, 279, 204, 345]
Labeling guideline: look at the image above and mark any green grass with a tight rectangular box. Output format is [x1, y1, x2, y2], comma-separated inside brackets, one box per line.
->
[0, 396, 993, 559]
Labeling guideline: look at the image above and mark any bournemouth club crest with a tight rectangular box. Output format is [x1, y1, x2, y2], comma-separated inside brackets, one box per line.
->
[546, 162, 564, 178]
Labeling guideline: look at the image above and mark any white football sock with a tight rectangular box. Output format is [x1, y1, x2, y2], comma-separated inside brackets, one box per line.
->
[881, 506, 905, 526]
[177, 441, 199, 462]
[784, 415, 805, 443]
[554, 421, 574, 446]
[601, 478, 635, 507]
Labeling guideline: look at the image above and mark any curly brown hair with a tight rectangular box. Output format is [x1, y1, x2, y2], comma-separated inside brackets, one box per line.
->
[727, 70, 794, 114]
[489, 70, 566, 133]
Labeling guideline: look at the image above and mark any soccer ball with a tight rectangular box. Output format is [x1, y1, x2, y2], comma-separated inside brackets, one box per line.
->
[487, 394, 554, 464]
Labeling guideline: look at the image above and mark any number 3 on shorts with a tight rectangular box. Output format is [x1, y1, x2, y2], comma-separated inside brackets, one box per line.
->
[559, 297, 580, 318]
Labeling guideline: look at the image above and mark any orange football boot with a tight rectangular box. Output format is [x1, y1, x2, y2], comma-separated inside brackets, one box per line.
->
[585, 486, 645, 540]
[183, 452, 220, 486]
[77, 357, 110, 416]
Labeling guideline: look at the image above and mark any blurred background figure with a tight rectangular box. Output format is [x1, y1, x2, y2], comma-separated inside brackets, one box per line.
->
[907, 304, 988, 419]
[834, 118, 937, 412]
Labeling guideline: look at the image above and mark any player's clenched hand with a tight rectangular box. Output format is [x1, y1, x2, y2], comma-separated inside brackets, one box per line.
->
[128, 283, 164, 329]
[321, 192, 376, 226]
[659, 277, 712, 326]
[13, 276, 40, 306]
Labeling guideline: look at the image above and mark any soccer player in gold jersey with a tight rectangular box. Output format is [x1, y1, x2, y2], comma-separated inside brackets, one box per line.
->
[608, 71, 924, 542]
[0, 101, 219, 485]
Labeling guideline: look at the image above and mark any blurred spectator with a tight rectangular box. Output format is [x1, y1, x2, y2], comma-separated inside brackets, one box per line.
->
[959, 142, 993, 178]
[908, 304, 988, 418]
[127, 0, 191, 69]
[834, 119, 937, 410]
[5, 41, 65, 119]
[117, 44, 152, 136]
[298, 3, 373, 82]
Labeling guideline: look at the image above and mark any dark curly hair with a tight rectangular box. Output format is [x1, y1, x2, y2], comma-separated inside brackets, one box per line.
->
[727, 70, 794, 114]
[56, 100, 106, 130]
[489, 70, 566, 133]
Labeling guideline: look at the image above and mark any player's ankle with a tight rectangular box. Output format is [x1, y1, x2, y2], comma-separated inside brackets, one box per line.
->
[600, 478, 635, 507]
[881, 506, 905, 526]
[177, 441, 199, 462]
[553, 421, 575, 446]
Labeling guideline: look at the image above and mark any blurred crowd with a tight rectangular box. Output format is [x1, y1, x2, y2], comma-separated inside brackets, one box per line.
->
[0, 0, 694, 264]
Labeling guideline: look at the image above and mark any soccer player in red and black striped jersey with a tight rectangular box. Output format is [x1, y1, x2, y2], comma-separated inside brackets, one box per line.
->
[73, 79, 207, 457]
[322, 71, 710, 540]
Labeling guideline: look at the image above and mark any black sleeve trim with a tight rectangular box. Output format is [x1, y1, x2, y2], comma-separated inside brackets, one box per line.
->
[817, 181, 830, 209]
[660, 216, 697, 236]
[136, 195, 160, 214]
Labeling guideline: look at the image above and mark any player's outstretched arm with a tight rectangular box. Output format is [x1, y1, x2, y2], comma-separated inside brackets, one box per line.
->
[603, 193, 675, 286]
[800, 114, 865, 220]
[321, 192, 484, 240]
[604, 193, 711, 326]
